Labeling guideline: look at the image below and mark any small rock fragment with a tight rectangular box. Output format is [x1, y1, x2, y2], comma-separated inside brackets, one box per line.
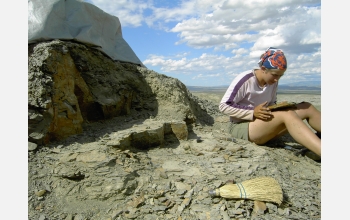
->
[253, 201, 266, 214]
[35, 190, 46, 197]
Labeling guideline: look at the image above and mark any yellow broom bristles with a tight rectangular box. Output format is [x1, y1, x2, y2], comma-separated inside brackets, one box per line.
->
[215, 177, 283, 205]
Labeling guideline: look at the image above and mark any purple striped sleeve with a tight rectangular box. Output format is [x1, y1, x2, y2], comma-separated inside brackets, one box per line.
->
[226, 73, 254, 110]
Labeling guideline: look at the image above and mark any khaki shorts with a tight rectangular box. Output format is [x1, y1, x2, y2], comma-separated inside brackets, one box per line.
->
[228, 122, 249, 140]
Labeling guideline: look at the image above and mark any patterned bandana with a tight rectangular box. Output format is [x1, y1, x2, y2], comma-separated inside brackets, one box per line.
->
[258, 47, 287, 70]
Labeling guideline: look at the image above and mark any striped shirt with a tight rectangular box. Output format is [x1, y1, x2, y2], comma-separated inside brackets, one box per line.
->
[219, 69, 278, 123]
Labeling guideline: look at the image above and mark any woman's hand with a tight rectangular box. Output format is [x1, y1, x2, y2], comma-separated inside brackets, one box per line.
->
[254, 101, 273, 120]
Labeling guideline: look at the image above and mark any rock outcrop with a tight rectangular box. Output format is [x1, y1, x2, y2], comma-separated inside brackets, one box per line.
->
[28, 40, 219, 145]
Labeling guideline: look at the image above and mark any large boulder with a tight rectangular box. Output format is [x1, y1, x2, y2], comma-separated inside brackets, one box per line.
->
[28, 40, 218, 144]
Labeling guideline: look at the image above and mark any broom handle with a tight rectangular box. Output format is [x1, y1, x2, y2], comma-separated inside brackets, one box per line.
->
[208, 188, 220, 197]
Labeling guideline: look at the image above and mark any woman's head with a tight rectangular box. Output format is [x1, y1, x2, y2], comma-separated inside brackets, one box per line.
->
[258, 47, 287, 70]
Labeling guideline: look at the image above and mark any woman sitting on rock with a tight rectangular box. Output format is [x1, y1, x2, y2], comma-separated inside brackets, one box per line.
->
[219, 47, 321, 156]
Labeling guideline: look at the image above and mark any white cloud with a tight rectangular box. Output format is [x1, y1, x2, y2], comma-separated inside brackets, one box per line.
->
[230, 48, 249, 59]
[88, 0, 150, 27]
[300, 31, 321, 44]
[86, 0, 321, 86]
[87, 0, 320, 53]
[87, 0, 321, 53]
[169, 1, 320, 54]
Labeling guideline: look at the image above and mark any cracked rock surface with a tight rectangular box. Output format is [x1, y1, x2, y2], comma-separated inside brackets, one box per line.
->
[28, 117, 321, 219]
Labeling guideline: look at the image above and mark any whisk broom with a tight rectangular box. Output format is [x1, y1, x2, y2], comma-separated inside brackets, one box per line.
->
[208, 176, 283, 205]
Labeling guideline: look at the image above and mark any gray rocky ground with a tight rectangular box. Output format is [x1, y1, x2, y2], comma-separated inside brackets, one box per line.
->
[28, 99, 321, 220]
[28, 40, 321, 220]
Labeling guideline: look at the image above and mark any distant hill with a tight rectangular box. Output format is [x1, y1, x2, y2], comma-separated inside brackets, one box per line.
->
[280, 80, 321, 87]
[277, 85, 320, 91]
[187, 80, 321, 92]
[187, 86, 228, 92]
[278, 80, 321, 92]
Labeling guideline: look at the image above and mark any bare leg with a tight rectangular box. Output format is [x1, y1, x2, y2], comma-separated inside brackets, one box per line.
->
[268, 102, 322, 141]
[293, 102, 321, 132]
[248, 109, 321, 156]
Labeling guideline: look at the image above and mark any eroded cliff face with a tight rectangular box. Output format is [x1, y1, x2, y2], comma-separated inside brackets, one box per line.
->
[28, 40, 218, 145]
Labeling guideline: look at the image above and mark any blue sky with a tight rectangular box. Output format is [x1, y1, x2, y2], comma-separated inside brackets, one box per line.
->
[84, 0, 321, 87]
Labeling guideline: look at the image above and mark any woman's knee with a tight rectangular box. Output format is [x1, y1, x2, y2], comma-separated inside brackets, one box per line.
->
[273, 109, 299, 120]
[295, 101, 319, 117]
[296, 101, 312, 109]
